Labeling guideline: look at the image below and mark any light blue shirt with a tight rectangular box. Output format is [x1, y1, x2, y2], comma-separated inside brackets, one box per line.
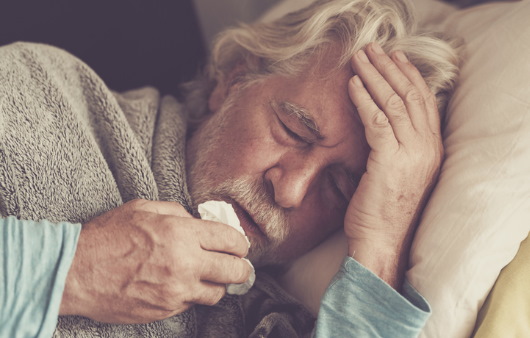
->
[0, 216, 80, 338]
[314, 257, 431, 337]
[1, 217, 430, 337]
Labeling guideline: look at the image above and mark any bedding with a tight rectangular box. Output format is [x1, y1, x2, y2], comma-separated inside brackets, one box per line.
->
[408, 1, 530, 337]
[266, 0, 530, 337]
[472, 235, 530, 337]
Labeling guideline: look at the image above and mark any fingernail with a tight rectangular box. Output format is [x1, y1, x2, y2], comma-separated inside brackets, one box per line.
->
[357, 50, 369, 63]
[351, 75, 363, 87]
[371, 42, 385, 55]
[394, 50, 409, 63]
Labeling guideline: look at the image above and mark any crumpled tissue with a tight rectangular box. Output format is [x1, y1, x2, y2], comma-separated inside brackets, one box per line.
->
[198, 200, 256, 295]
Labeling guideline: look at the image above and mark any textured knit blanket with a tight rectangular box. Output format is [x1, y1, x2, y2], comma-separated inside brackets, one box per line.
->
[0, 42, 314, 337]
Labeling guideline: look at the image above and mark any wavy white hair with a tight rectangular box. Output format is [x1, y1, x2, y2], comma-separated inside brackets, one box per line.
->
[184, 0, 460, 121]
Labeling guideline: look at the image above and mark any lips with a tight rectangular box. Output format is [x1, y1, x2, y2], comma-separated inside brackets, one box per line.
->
[229, 200, 266, 240]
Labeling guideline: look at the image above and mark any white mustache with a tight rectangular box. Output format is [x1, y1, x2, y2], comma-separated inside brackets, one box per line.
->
[213, 178, 289, 243]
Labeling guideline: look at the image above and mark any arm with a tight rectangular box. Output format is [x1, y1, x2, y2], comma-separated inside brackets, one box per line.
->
[315, 42, 442, 335]
[314, 257, 430, 337]
[0, 216, 81, 338]
[1, 200, 252, 335]
[59, 199, 252, 324]
[345, 42, 443, 291]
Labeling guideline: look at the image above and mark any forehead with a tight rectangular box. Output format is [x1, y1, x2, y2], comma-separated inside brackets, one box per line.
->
[250, 59, 368, 174]
[263, 58, 362, 144]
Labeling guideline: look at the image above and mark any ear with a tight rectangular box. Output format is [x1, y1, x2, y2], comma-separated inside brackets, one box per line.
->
[208, 79, 228, 114]
[208, 63, 250, 114]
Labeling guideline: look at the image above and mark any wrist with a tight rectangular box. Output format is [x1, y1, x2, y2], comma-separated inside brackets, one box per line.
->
[59, 274, 79, 315]
[59, 226, 90, 317]
[348, 238, 410, 291]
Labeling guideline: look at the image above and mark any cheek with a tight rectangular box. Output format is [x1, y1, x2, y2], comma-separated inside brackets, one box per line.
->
[219, 123, 282, 176]
[288, 198, 345, 244]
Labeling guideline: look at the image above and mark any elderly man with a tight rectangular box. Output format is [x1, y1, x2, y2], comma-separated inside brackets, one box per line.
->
[0, 0, 459, 336]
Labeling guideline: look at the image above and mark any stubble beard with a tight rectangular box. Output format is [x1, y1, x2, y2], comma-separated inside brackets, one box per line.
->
[186, 98, 290, 267]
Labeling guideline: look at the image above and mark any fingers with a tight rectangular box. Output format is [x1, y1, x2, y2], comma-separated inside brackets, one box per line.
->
[364, 43, 429, 131]
[390, 52, 441, 133]
[195, 220, 250, 258]
[349, 43, 440, 143]
[127, 199, 193, 218]
[348, 75, 398, 152]
[200, 252, 252, 284]
[124, 199, 249, 258]
[350, 46, 414, 143]
[190, 253, 253, 306]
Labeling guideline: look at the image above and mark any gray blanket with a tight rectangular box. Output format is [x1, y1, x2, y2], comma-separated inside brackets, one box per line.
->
[0, 42, 314, 337]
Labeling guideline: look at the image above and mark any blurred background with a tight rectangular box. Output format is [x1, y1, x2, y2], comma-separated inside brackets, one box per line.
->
[0, 0, 281, 97]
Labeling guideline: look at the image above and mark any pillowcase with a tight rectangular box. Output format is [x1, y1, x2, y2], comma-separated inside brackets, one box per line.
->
[408, 1, 530, 337]
[271, 1, 530, 337]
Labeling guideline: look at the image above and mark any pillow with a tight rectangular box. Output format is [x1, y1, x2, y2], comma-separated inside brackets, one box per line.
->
[408, 1, 530, 337]
[472, 234, 530, 337]
[271, 1, 530, 337]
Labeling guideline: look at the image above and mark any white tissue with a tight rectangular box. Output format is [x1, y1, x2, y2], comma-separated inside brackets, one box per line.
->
[198, 200, 256, 295]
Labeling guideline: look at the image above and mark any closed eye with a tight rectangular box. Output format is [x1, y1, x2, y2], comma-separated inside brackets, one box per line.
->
[270, 100, 320, 145]
[278, 118, 307, 143]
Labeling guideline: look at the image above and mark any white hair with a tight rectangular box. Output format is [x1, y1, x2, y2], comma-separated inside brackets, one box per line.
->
[184, 0, 460, 120]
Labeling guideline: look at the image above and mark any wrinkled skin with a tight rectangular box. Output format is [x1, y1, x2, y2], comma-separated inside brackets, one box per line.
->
[61, 42, 443, 322]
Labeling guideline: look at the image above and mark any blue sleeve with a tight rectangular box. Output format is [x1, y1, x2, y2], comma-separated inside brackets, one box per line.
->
[313, 256, 431, 338]
[0, 216, 81, 338]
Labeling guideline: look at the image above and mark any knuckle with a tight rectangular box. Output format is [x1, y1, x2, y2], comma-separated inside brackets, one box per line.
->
[163, 214, 184, 230]
[384, 93, 405, 112]
[370, 110, 389, 128]
[404, 88, 423, 105]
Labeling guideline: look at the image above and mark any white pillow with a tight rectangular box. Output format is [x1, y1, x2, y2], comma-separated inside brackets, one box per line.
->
[274, 1, 530, 337]
[408, 1, 530, 337]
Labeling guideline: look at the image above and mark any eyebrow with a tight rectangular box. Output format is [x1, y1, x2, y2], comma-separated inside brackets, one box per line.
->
[276, 101, 324, 141]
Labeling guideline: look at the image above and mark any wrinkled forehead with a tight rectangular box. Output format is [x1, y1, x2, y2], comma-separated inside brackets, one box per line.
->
[275, 54, 358, 125]
[265, 57, 367, 163]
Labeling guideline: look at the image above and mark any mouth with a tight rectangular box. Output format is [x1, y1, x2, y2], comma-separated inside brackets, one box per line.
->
[228, 199, 267, 241]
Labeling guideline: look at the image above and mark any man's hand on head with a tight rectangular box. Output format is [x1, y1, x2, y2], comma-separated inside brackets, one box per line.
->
[59, 199, 252, 324]
[344, 42, 444, 290]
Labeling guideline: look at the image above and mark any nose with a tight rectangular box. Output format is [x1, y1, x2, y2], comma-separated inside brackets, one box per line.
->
[265, 156, 320, 209]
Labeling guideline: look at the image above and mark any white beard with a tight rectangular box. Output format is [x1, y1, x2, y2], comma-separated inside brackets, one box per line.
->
[185, 96, 290, 266]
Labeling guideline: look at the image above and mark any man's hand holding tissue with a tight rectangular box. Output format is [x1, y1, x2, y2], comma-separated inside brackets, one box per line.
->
[59, 199, 252, 324]
[343, 45, 443, 291]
